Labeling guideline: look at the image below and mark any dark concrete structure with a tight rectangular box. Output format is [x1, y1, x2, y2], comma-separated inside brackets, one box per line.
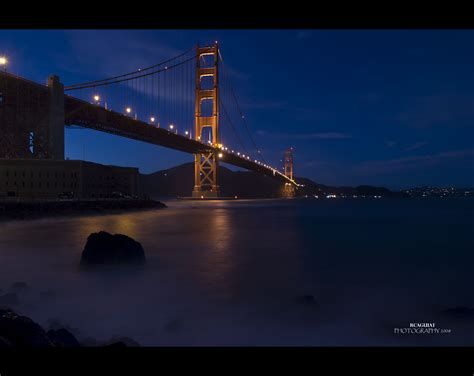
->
[0, 159, 139, 200]
[0, 73, 64, 160]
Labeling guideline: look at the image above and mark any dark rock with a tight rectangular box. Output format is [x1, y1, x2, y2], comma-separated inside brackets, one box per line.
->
[0, 293, 19, 307]
[80, 231, 146, 266]
[296, 295, 316, 305]
[47, 328, 80, 347]
[105, 336, 140, 347]
[103, 341, 128, 347]
[47, 318, 80, 336]
[10, 282, 28, 293]
[442, 306, 474, 318]
[78, 336, 100, 347]
[0, 309, 54, 347]
[0, 336, 12, 347]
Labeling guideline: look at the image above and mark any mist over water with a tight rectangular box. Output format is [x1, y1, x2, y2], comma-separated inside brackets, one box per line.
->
[0, 198, 473, 346]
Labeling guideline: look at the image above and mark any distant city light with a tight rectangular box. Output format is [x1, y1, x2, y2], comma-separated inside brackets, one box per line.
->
[185, 131, 189, 135]
[125, 107, 132, 114]
[169, 124, 174, 130]
[93, 95, 100, 102]
[150, 117, 155, 123]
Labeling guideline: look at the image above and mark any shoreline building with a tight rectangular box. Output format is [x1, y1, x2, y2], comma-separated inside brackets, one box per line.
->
[1, 73, 142, 200]
[0, 159, 140, 200]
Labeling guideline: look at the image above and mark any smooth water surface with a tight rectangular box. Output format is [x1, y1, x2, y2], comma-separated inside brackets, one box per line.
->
[0, 198, 472, 346]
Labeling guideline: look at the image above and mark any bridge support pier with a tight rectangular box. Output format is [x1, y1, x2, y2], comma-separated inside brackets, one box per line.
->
[47, 75, 65, 160]
[282, 182, 296, 198]
[192, 151, 220, 198]
[192, 43, 221, 198]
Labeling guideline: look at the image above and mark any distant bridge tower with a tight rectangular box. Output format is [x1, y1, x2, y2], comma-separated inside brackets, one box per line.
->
[283, 147, 296, 198]
[284, 147, 294, 180]
[192, 43, 220, 198]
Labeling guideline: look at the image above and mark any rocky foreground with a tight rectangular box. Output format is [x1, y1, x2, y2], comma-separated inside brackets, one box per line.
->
[0, 306, 140, 347]
[0, 231, 147, 347]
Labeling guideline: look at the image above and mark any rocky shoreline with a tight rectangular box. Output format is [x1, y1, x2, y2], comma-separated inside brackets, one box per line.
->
[0, 199, 166, 221]
[0, 308, 140, 347]
[0, 279, 141, 347]
[0, 231, 149, 347]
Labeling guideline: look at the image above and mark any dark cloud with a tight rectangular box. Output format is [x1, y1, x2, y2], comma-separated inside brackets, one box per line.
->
[403, 141, 429, 152]
[257, 131, 352, 140]
[353, 149, 474, 176]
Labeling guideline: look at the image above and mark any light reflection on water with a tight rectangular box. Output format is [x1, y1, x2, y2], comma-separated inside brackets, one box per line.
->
[0, 198, 473, 346]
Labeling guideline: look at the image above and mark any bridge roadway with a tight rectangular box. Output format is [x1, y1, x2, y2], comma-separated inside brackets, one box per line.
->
[64, 96, 297, 185]
[1, 72, 297, 186]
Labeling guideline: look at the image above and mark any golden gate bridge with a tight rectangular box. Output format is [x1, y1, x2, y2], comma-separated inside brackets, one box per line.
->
[0, 43, 298, 198]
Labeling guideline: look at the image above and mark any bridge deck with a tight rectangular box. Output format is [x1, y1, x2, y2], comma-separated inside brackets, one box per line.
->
[64, 96, 296, 185]
[1, 72, 297, 186]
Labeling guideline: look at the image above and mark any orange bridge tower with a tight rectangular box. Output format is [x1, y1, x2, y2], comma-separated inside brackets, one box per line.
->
[284, 147, 294, 180]
[192, 43, 220, 198]
[283, 147, 296, 197]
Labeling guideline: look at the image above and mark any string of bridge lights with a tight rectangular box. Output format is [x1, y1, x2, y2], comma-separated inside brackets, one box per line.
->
[0, 48, 296, 186]
[87, 91, 293, 182]
[1, 51, 295, 185]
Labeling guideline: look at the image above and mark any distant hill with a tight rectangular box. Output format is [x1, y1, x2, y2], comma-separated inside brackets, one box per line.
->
[140, 163, 283, 198]
[140, 162, 406, 199]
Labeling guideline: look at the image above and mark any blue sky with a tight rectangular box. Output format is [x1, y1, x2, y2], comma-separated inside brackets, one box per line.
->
[1, 29, 473, 188]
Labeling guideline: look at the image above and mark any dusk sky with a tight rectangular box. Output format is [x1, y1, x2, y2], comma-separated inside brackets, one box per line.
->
[1, 29, 473, 188]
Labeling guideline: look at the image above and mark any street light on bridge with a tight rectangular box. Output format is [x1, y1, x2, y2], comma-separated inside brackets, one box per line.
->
[150, 116, 155, 124]
[0, 56, 8, 72]
[125, 107, 132, 115]
[93, 94, 100, 105]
